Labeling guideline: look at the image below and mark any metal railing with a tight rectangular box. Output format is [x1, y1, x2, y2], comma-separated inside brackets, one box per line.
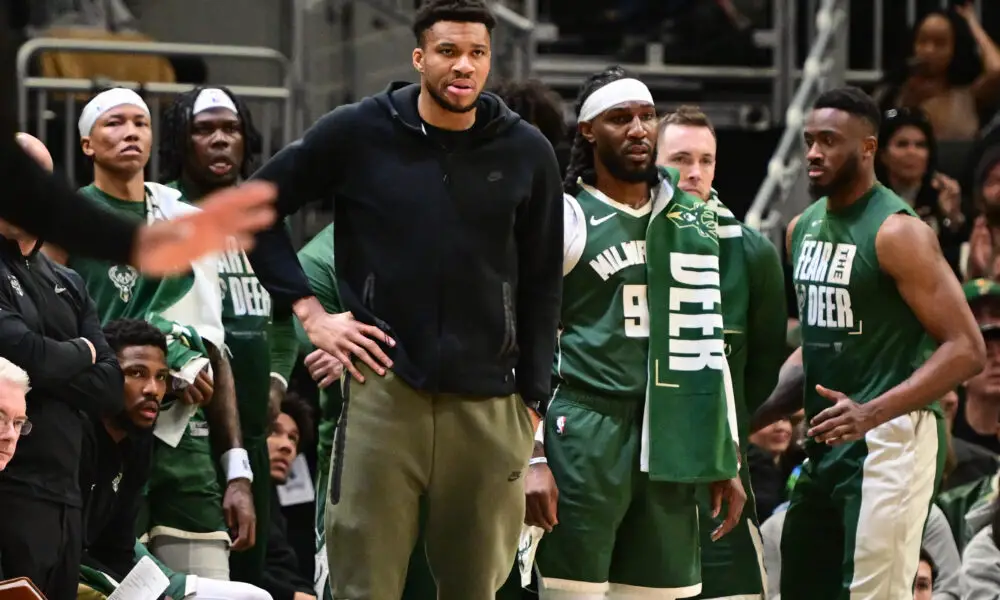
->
[744, 0, 848, 249]
[16, 38, 295, 183]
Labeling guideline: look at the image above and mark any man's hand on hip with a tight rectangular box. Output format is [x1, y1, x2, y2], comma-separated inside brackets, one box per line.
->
[296, 302, 395, 383]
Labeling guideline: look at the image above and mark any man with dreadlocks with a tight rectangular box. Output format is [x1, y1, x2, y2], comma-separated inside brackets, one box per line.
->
[57, 87, 257, 581]
[158, 86, 275, 586]
[522, 66, 746, 600]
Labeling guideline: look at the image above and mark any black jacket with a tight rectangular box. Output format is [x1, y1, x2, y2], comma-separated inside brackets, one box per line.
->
[249, 83, 563, 408]
[261, 486, 314, 600]
[0, 238, 123, 506]
[79, 417, 153, 581]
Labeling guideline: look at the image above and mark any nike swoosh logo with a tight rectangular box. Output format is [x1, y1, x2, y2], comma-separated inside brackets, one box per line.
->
[590, 213, 616, 226]
[54, 286, 66, 294]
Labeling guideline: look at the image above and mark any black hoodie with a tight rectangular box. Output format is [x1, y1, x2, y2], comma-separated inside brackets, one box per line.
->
[249, 82, 563, 408]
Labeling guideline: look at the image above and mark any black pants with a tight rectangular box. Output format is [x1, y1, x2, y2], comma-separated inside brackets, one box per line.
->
[0, 494, 82, 600]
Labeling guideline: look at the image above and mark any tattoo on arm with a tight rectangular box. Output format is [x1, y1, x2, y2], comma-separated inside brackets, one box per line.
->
[205, 342, 243, 455]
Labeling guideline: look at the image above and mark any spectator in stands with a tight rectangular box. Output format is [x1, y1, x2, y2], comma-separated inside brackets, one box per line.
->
[0, 358, 30, 471]
[747, 417, 793, 521]
[956, 339, 1000, 454]
[0, 133, 123, 600]
[962, 498, 1000, 600]
[876, 107, 968, 275]
[262, 394, 317, 600]
[966, 145, 1000, 280]
[876, 4, 1000, 142]
[490, 79, 569, 171]
[953, 281, 1000, 456]
[914, 550, 935, 600]
[77, 318, 271, 600]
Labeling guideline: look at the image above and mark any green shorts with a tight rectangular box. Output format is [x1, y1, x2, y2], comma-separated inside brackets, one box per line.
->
[145, 415, 227, 537]
[694, 463, 766, 599]
[535, 385, 701, 597]
[780, 411, 945, 600]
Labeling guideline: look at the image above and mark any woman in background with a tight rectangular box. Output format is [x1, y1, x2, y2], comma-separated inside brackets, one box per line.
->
[875, 107, 968, 274]
[877, 3, 1000, 142]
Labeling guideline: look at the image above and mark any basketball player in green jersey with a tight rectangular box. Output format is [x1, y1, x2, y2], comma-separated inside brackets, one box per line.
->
[158, 86, 274, 585]
[525, 66, 745, 600]
[656, 106, 786, 600]
[780, 87, 985, 599]
[61, 88, 256, 579]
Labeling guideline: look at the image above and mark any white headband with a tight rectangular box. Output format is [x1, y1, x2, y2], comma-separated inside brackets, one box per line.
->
[78, 88, 150, 138]
[577, 78, 655, 123]
[193, 88, 239, 117]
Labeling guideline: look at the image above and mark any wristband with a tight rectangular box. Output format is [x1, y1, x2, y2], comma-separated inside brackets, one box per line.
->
[270, 372, 288, 391]
[534, 420, 544, 444]
[529, 456, 548, 466]
[221, 448, 254, 483]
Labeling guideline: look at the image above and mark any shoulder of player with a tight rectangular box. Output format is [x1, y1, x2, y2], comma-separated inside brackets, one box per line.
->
[875, 213, 939, 269]
[740, 223, 779, 259]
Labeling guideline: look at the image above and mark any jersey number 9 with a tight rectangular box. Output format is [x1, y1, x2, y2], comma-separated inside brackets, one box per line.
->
[623, 284, 650, 338]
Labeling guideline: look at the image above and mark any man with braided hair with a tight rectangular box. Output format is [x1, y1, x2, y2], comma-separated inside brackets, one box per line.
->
[158, 86, 276, 586]
[524, 66, 745, 600]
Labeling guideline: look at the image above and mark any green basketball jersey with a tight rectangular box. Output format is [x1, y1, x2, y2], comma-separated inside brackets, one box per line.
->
[71, 185, 177, 323]
[556, 184, 651, 398]
[169, 182, 273, 438]
[791, 184, 931, 424]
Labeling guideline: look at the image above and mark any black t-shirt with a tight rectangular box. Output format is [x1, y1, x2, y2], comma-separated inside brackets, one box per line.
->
[421, 119, 475, 152]
[953, 389, 1000, 455]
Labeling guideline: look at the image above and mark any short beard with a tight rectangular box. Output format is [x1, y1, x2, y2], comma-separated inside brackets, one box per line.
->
[596, 142, 657, 184]
[808, 152, 861, 200]
[426, 81, 479, 114]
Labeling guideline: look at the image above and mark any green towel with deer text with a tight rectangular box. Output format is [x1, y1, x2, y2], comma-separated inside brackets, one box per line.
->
[642, 167, 739, 483]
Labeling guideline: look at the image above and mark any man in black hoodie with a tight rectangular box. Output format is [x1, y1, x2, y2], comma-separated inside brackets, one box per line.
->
[0, 134, 124, 600]
[247, 0, 563, 597]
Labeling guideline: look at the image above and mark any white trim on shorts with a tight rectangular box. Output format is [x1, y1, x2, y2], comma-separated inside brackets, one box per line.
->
[606, 581, 702, 599]
[849, 410, 938, 598]
[747, 517, 769, 598]
[539, 577, 610, 594]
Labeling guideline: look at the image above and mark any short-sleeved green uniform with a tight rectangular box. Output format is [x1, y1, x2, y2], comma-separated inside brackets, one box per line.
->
[170, 181, 274, 584]
[695, 215, 787, 599]
[782, 185, 946, 600]
[534, 183, 700, 596]
[70, 184, 228, 542]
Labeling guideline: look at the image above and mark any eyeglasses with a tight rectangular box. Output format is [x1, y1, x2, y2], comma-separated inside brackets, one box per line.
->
[0, 414, 31, 436]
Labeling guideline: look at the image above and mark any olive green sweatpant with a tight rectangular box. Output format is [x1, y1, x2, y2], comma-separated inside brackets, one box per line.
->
[325, 363, 534, 600]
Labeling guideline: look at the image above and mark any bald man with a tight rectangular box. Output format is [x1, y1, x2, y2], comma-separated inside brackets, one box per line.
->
[2, 134, 53, 247]
[0, 133, 124, 600]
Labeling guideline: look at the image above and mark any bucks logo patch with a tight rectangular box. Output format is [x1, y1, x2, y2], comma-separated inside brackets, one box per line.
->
[666, 202, 718, 243]
[108, 265, 138, 302]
